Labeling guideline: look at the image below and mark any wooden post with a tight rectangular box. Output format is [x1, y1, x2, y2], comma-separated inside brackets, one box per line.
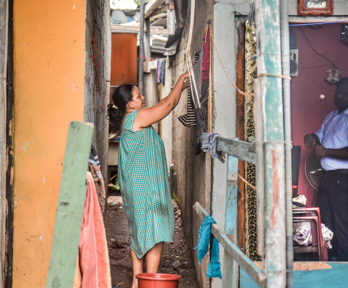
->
[222, 155, 239, 288]
[255, 0, 286, 287]
[0, 1, 9, 286]
[45, 122, 93, 288]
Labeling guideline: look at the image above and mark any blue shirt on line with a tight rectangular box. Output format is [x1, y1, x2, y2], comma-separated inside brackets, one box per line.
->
[315, 107, 348, 171]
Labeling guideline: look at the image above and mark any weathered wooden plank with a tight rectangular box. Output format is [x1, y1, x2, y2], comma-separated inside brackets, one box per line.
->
[256, 0, 286, 286]
[241, 262, 348, 288]
[289, 16, 348, 24]
[144, 0, 164, 18]
[223, 155, 239, 288]
[0, 1, 9, 287]
[46, 122, 94, 288]
[217, 137, 257, 165]
[236, 19, 246, 253]
[111, 24, 167, 35]
[5, 1, 14, 286]
[193, 202, 267, 288]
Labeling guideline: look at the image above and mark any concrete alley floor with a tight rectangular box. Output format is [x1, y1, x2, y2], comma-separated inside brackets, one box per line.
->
[105, 196, 199, 288]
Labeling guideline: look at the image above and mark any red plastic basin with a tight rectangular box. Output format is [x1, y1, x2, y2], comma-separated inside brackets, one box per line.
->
[136, 273, 182, 288]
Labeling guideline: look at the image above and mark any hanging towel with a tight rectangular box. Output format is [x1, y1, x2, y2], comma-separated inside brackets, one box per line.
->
[201, 132, 226, 163]
[73, 172, 112, 288]
[201, 27, 210, 84]
[195, 215, 222, 279]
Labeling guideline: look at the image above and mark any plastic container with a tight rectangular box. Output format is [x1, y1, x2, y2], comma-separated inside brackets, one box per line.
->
[136, 273, 182, 288]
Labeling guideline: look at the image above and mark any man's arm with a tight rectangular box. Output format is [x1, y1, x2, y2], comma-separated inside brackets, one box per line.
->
[304, 133, 321, 148]
[314, 145, 348, 160]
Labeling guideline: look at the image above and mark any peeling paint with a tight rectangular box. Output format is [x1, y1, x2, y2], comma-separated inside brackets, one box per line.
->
[72, 4, 76, 10]
[24, 41, 28, 47]
[39, 233, 43, 241]
[10, 166, 14, 185]
[43, 177, 45, 184]
[66, 83, 77, 91]
[20, 141, 29, 152]
[270, 149, 279, 229]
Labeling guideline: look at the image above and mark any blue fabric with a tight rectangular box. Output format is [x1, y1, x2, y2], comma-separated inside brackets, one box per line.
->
[201, 133, 219, 159]
[201, 133, 226, 163]
[315, 107, 348, 171]
[195, 215, 222, 279]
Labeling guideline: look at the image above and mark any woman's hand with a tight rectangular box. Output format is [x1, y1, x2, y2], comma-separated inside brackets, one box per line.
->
[181, 72, 189, 80]
[181, 73, 189, 91]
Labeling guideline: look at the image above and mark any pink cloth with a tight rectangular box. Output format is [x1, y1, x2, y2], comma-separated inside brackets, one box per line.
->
[201, 26, 210, 85]
[73, 172, 112, 288]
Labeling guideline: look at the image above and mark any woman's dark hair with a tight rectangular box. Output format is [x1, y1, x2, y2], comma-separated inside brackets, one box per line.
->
[106, 83, 135, 133]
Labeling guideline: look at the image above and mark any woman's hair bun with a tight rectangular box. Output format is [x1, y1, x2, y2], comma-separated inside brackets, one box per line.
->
[106, 83, 135, 133]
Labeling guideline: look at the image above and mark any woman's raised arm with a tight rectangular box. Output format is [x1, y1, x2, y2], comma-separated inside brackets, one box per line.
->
[134, 73, 189, 129]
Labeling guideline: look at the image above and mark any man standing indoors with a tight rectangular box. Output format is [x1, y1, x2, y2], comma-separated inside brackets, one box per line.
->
[304, 77, 348, 261]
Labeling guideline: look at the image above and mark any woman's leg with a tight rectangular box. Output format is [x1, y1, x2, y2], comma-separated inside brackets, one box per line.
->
[145, 242, 164, 273]
[131, 250, 144, 288]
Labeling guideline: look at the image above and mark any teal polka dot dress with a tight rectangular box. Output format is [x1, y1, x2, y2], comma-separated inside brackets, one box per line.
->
[118, 109, 174, 259]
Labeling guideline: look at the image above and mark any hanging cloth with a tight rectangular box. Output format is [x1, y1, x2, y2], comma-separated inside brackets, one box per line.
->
[156, 59, 166, 85]
[195, 215, 222, 279]
[178, 51, 201, 126]
[73, 172, 112, 288]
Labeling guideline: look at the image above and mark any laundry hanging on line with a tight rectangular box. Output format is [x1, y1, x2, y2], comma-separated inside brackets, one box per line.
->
[156, 59, 166, 85]
[178, 27, 211, 155]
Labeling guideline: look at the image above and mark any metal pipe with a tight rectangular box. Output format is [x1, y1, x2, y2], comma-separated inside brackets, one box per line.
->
[280, 0, 293, 287]
[144, 18, 151, 59]
[138, 0, 145, 93]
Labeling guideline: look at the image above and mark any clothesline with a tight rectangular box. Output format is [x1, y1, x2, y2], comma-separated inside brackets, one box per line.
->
[209, 29, 291, 97]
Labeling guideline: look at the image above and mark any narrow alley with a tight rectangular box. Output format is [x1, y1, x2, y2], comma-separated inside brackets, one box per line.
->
[105, 197, 199, 288]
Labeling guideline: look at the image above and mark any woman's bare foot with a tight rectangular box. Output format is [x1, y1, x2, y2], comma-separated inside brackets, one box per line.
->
[131, 276, 138, 288]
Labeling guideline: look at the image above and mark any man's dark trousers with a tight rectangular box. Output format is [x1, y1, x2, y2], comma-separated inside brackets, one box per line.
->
[316, 170, 348, 261]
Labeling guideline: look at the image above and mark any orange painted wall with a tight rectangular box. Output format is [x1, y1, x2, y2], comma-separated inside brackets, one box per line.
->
[13, 1, 86, 287]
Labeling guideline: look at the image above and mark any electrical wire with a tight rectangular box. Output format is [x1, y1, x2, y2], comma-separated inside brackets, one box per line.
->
[299, 27, 337, 68]
[237, 12, 247, 21]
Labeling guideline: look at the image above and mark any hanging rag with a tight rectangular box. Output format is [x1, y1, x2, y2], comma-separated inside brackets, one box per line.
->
[73, 172, 112, 288]
[156, 59, 166, 85]
[194, 27, 211, 154]
[89, 145, 101, 170]
[195, 215, 222, 279]
[201, 133, 226, 163]
[178, 52, 200, 127]
[201, 26, 210, 84]
[88, 161, 106, 214]
[178, 25, 211, 155]
[178, 80, 196, 127]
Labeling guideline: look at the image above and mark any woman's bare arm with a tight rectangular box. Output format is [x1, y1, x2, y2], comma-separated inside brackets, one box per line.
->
[134, 73, 189, 129]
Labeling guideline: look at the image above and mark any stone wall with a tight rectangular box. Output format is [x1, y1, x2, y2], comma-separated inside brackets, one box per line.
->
[84, 0, 111, 182]
[171, 0, 213, 287]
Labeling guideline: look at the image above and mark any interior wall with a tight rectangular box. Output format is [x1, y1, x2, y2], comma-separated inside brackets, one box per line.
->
[12, 1, 86, 287]
[290, 24, 348, 206]
[84, 0, 111, 186]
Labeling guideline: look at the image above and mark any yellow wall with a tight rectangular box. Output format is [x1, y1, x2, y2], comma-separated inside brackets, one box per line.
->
[13, 1, 86, 287]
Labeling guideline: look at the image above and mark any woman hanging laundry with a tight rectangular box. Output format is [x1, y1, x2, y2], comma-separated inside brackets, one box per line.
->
[107, 72, 189, 288]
